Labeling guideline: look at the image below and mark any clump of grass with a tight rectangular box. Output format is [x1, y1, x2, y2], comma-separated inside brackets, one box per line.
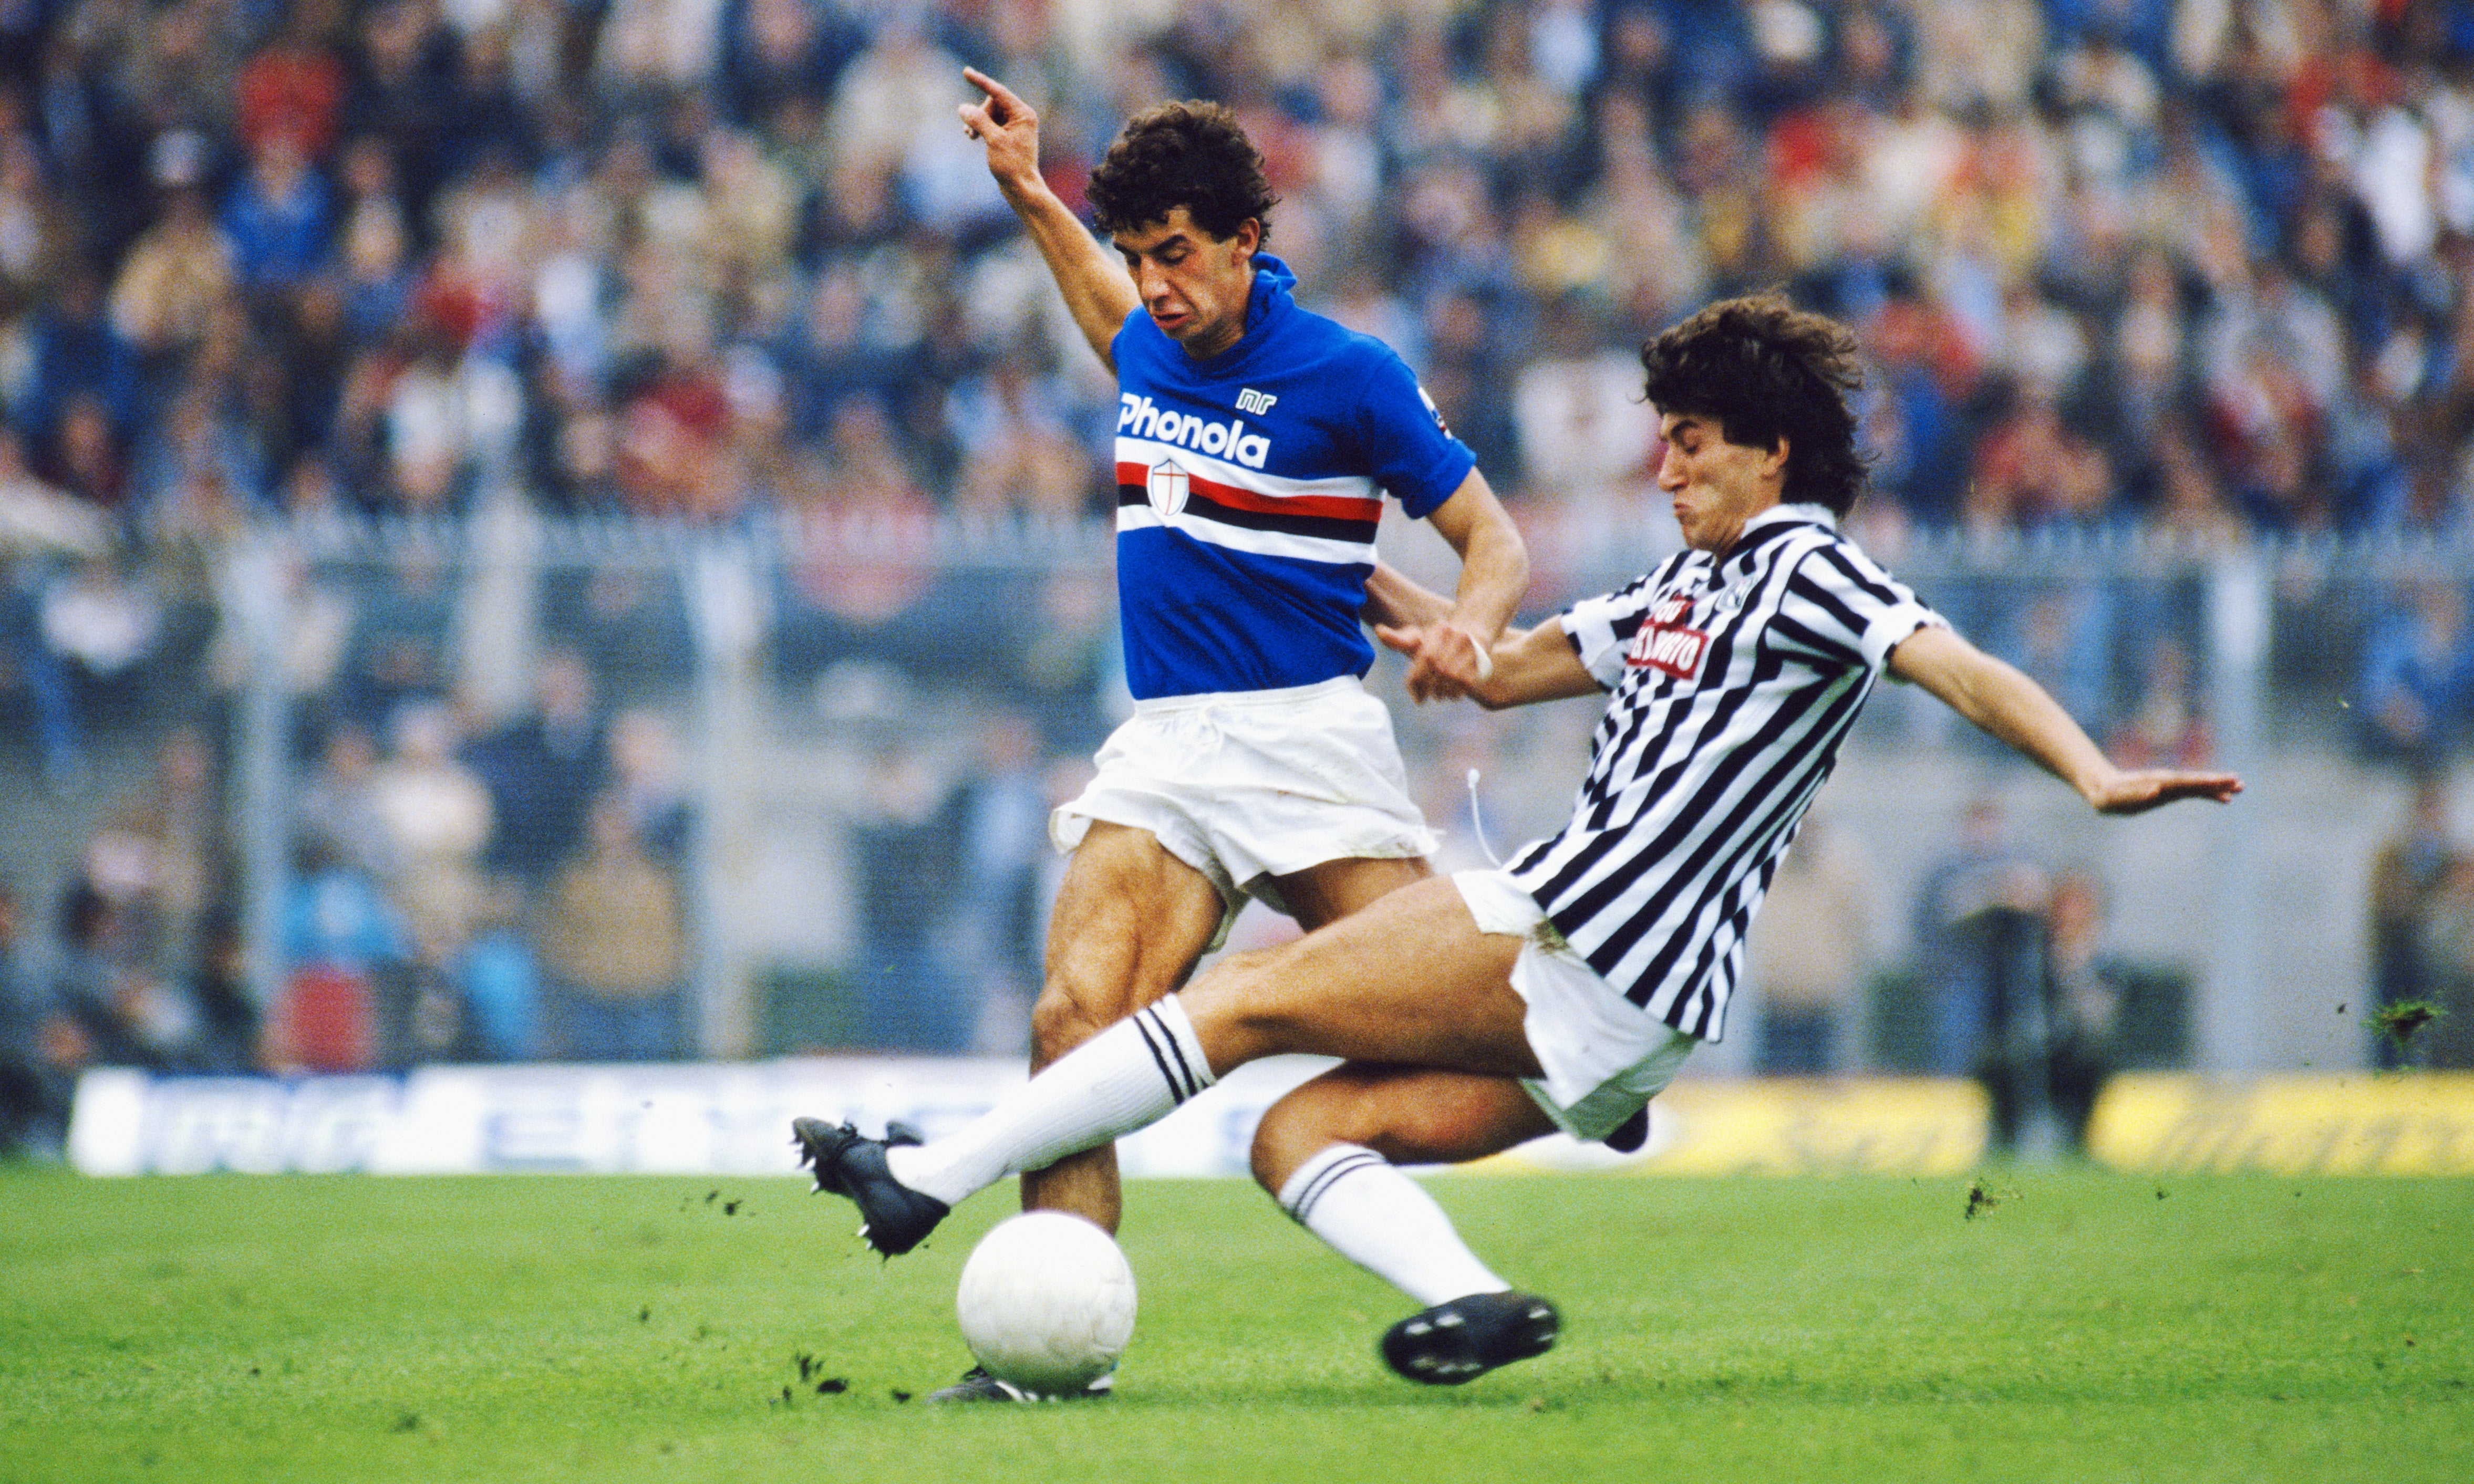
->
[2373, 1001, 2445, 1048]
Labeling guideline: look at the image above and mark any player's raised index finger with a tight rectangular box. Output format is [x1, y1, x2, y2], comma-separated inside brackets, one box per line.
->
[962, 67, 1023, 111]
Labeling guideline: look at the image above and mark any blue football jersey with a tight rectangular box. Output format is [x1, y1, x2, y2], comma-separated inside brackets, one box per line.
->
[1110, 254, 1476, 699]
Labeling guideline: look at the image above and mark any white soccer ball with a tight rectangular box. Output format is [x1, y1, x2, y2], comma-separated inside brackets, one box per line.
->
[954, 1211, 1138, 1395]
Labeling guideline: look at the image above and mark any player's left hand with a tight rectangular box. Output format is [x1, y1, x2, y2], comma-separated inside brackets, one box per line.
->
[1376, 621, 1494, 703]
[2084, 769, 2244, 815]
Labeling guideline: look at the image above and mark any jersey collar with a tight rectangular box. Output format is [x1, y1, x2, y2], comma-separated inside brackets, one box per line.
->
[1181, 252, 1296, 376]
[1709, 503, 1835, 570]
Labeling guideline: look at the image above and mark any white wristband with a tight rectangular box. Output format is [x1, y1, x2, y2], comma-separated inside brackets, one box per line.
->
[1470, 640, 1494, 682]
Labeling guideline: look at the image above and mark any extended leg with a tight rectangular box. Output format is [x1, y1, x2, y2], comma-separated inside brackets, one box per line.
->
[835, 875, 1537, 1234]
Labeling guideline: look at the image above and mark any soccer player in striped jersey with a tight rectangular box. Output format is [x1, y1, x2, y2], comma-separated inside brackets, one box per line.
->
[796, 294, 2239, 1390]
[889, 76, 1526, 1399]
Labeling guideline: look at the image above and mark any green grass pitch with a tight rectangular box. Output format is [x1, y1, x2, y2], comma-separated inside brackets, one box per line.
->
[1, 1164, 2466, 1483]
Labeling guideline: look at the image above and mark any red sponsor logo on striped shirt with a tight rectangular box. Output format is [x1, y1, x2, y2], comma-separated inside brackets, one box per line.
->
[1627, 594, 1707, 678]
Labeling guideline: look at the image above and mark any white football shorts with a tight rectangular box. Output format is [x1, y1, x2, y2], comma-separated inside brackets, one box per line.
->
[1052, 676, 1440, 943]
[1452, 868, 1700, 1143]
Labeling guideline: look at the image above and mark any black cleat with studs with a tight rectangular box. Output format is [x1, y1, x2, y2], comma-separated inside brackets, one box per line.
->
[1379, 1290, 1560, 1385]
[924, 1365, 1115, 1404]
[791, 1117, 951, 1256]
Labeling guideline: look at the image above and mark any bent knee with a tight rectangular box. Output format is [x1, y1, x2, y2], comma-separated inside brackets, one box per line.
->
[1028, 980, 1121, 1062]
[1248, 1072, 1384, 1192]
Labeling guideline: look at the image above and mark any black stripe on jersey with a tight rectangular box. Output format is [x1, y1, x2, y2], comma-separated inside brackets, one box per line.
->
[1184, 489, 1378, 543]
[1549, 648, 1831, 947]
[1605, 680, 1869, 1010]
[1776, 573, 1876, 665]
[1570, 585, 1765, 843]
[1767, 609, 1865, 669]
[1583, 664, 1868, 980]
[1809, 541, 1910, 605]
[1130, 1006, 1198, 1103]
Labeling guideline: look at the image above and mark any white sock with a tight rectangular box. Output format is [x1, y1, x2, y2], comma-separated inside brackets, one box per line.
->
[1276, 1143, 1512, 1308]
[886, 995, 1217, 1207]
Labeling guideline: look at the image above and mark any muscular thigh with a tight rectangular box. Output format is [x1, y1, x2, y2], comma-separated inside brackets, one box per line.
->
[1274, 853, 1433, 933]
[1036, 822, 1226, 1062]
[1186, 874, 1540, 1078]
[1253, 1061, 1556, 1189]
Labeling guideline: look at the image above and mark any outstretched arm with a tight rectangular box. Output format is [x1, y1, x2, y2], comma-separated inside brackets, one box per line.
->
[1371, 471, 1531, 702]
[1367, 548, 1599, 711]
[960, 68, 1138, 370]
[1889, 625, 2243, 814]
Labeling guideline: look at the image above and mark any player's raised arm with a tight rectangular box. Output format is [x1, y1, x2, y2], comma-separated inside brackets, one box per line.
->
[1366, 471, 1530, 703]
[1889, 624, 2243, 814]
[961, 68, 1139, 370]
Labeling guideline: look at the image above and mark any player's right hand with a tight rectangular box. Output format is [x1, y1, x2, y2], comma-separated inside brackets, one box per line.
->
[960, 68, 1042, 194]
[1377, 621, 1492, 705]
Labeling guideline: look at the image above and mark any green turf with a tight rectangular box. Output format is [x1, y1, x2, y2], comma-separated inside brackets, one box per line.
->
[0, 1164, 2466, 1483]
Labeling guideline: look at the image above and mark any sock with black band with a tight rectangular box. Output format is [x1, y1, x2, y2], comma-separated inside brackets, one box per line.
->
[885, 995, 1217, 1207]
[1276, 1142, 1512, 1307]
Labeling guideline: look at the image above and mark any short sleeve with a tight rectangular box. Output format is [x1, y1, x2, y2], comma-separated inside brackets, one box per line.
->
[1349, 344, 1477, 518]
[1769, 540, 1948, 676]
[1558, 571, 1665, 690]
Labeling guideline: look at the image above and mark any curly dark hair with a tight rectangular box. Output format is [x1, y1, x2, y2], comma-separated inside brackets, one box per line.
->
[1086, 100, 1277, 245]
[1638, 293, 1869, 516]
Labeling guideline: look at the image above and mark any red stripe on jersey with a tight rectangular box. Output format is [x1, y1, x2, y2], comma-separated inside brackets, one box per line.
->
[1113, 461, 1384, 524]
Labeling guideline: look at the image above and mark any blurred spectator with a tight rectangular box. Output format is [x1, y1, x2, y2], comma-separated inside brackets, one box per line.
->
[221, 130, 333, 294]
[1910, 794, 2049, 1081]
[293, 722, 398, 880]
[846, 743, 968, 1054]
[184, 904, 259, 1075]
[272, 836, 407, 1074]
[108, 187, 235, 366]
[952, 709, 1051, 1052]
[2356, 580, 2474, 764]
[0, 881, 65, 1156]
[462, 647, 607, 883]
[367, 699, 492, 941]
[2039, 867, 2125, 1149]
[456, 876, 541, 1062]
[606, 707, 691, 866]
[1, 423, 108, 784]
[17, 267, 136, 455]
[2368, 772, 2458, 1072]
[536, 795, 687, 1062]
[45, 878, 191, 1070]
[2108, 634, 2213, 767]
[1743, 809, 1873, 1075]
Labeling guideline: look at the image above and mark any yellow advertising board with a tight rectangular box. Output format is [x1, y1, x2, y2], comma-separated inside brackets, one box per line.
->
[2086, 1072, 2474, 1175]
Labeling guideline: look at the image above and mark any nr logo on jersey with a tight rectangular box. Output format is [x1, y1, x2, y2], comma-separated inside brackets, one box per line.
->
[1626, 593, 1709, 679]
[1147, 460, 1191, 517]
[1236, 388, 1277, 414]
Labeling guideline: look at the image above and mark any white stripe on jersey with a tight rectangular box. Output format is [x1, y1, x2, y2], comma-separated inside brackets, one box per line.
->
[1507, 505, 1944, 1042]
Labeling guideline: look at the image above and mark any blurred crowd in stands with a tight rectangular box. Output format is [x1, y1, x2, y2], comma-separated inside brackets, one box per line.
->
[5, 0, 2474, 536]
[15, 0, 2474, 1122]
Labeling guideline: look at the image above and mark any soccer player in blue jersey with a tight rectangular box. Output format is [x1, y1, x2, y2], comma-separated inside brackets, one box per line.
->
[880, 74, 1526, 1400]
[796, 293, 2243, 1394]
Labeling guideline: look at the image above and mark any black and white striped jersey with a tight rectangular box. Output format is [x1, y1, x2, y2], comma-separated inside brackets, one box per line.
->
[1505, 504, 1945, 1041]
